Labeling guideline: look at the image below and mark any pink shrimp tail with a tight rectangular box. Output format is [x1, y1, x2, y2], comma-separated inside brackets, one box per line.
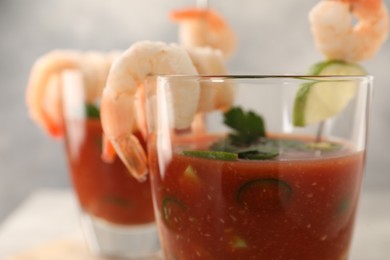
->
[340, 0, 383, 14]
[170, 8, 226, 30]
[111, 134, 148, 182]
[100, 91, 147, 180]
[340, 0, 380, 7]
[41, 110, 64, 137]
[101, 134, 117, 163]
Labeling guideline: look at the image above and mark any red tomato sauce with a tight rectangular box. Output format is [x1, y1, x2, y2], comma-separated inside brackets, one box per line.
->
[64, 119, 154, 225]
[149, 136, 365, 259]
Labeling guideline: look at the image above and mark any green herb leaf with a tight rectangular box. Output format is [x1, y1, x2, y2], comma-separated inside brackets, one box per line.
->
[224, 107, 266, 146]
[86, 103, 100, 119]
[210, 136, 280, 160]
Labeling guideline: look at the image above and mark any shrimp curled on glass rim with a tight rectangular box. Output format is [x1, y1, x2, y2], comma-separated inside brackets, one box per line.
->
[170, 7, 237, 59]
[26, 50, 120, 137]
[100, 41, 236, 180]
[188, 46, 235, 113]
[100, 41, 200, 181]
[186, 46, 235, 134]
[309, 0, 390, 62]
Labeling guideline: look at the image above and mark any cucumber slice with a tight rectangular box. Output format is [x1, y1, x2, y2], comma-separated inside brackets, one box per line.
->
[336, 197, 351, 215]
[102, 195, 132, 208]
[182, 150, 238, 161]
[293, 60, 366, 126]
[161, 196, 187, 230]
[237, 178, 292, 211]
[229, 236, 248, 250]
[305, 141, 342, 152]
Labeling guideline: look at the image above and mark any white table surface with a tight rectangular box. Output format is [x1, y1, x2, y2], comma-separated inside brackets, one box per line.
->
[0, 188, 389, 259]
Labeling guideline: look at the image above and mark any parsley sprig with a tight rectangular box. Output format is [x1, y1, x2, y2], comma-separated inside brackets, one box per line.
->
[183, 106, 341, 161]
[214, 107, 277, 160]
[85, 103, 100, 119]
[224, 107, 266, 146]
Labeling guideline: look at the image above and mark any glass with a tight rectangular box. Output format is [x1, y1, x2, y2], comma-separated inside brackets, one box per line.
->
[61, 70, 160, 258]
[144, 75, 372, 259]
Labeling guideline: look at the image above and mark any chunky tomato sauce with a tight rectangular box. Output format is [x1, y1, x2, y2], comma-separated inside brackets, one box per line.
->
[149, 136, 365, 259]
[64, 119, 154, 225]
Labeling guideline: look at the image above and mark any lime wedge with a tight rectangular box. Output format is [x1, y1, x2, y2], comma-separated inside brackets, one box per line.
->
[293, 60, 366, 126]
[307, 60, 366, 76]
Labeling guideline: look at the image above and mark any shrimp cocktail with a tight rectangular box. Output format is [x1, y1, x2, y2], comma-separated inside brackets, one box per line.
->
[100, 3, 237, 182]
[100, 0, 388, 258]
[25, 50, 160, 258]
[100, 43, 371, 259]
[141, 74, 372, 260]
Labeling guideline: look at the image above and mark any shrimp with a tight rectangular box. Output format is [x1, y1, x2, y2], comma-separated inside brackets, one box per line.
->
[27, 50, 81, 136]
[26, 50, 119, 137]
[186, 46, 235, 135]
[100, 41, 199, 180]
[170, 7, 237, 59]
[309, 0, 390, 62]
[187, 46, 234, 113]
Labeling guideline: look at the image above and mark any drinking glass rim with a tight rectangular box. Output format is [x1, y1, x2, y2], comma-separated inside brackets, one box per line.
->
[149, 74, 373, 82]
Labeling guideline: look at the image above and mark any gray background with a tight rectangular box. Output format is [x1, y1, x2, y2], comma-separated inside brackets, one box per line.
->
[0, 0, 389, 222]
